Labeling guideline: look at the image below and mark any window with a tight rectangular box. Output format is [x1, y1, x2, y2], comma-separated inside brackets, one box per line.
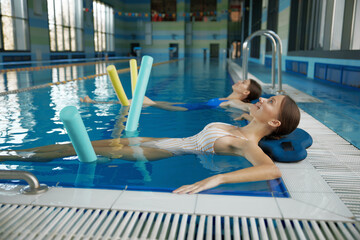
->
[0, 0, 30, 51]
[266, 0, 278, 52]
[288, 0, 360, 52]
[151, 0, 176, 22]
[47, 0, 83, 52]
[250, 0, 262, 58]
[93, 1, 114, 52]
[190, 0, 217, 22]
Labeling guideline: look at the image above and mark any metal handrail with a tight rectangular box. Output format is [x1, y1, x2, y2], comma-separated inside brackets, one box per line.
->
[242, 30, 284, 93]
[0, 170, 48, 194]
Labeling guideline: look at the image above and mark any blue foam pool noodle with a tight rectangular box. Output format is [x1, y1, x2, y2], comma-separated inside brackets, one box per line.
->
[60, 106, 97, 163]
[125, 55, 153, 132]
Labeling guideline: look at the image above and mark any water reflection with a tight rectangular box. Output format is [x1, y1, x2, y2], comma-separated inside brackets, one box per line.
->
[0, 89, 35, 147]
[50, 66, 82, 123]
[93, 62, 113, 116]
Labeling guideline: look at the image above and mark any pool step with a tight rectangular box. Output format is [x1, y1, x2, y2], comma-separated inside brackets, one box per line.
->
[0, 204, 359, 240]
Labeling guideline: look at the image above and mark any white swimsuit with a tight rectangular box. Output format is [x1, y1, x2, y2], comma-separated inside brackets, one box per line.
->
[141, 122, 238, 155]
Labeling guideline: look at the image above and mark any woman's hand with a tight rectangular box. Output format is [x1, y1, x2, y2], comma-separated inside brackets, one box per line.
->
[173, 174, 224, 194]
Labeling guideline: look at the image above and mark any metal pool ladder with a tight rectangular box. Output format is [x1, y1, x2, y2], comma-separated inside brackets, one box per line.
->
[242, 30, 285, 94]
[0, 170, 48, 194]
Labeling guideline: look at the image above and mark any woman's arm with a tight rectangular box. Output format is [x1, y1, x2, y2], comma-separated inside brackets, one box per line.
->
[80, 96, 158, 106]
[220, 99, 252, 111]
[173, 140, 281, 194]
[80, 95, 189, 111]
[234, 113, 253, 121]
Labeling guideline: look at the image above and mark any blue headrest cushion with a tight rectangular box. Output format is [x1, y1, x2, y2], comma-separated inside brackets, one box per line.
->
[259, 128, 313, 163]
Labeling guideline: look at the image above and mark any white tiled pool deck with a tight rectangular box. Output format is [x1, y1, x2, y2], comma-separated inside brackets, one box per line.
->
[1, 61, 360, 238]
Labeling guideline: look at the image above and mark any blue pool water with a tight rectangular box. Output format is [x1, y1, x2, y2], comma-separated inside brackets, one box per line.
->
[0, 58, 287, 197]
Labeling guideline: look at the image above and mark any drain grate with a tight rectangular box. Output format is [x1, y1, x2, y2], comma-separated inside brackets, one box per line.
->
[0, 204, 359, 240]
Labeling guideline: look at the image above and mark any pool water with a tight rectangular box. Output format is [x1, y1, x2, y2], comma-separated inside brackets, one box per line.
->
[0, 58, 287, 197]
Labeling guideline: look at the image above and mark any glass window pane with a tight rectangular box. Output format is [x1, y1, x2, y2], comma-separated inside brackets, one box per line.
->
[106, 6, 110, 33]
[111, 11, 114, 34]
[14, 0, 27, 18]
[55, 0, 62, 25]
[110, 34, 114, 51]
[93, 1, 97, 31]
[93, 1, 114, 52]
[351, 0, 360, 50]
[0, 26, 2, 49]
[1, 0, 13, 16]
[70, 27, 76, 51]
[56, 25, 63, 50]
[15, 19, 28, 50]
[64, 27, 70, 50]
[94, 32, 98, 52]
[21, 0, 28, 18]
[49, 23, 56, 51]
[94, 14, 97, 31]
[76, 0, 83, 28]
[47, 0, 55, 24]
[2, 16, 15, 50]
[101, 3, 105, 32]
[48, 0, 82, 52]
[69, 0, 75, 27]
[102, 32, 105, 50]
[62, 0, 69, 26]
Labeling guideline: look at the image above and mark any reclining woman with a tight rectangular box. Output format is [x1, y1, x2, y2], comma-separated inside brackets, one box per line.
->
[81, 79, 262, 112]
[1, 95, 300, 194]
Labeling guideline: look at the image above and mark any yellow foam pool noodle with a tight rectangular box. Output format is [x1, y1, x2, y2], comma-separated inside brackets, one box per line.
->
[130, 59, 138, 96]
[107, 65, 130, 106]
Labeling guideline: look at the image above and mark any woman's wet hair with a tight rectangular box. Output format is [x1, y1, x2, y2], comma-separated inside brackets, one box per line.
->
[267, 95, 300, 139]
[243, 79, 262, 102]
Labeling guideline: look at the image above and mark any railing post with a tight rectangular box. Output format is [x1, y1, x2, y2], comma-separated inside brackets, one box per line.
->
[241, 30, 284, 94]
[264, 33, 277, 90]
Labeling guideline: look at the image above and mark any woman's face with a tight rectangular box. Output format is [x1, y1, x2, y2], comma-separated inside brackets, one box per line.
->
[232, 79, 250, 95]
[250, 95, 285, 124]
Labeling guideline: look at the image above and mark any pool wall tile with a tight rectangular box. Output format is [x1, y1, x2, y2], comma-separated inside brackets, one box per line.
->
[195, 194, 282, 218]
[275, 159, 315, 170]
[0, 184, 43, 205]
[32, 187, 122, 209]
[275, 198, 353, 221]
[290, 192, 354, 218]
[280, 168, 334, 193]
[111, 190, 197, 214]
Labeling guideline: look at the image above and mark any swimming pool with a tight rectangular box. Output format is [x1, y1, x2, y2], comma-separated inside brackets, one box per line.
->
[0, 58, 288, 197]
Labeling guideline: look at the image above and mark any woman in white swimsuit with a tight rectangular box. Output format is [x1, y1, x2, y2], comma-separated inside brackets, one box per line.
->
[1, 95, 300, 194]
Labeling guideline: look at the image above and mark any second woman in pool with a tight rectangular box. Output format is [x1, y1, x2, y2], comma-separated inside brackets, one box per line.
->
[81, 79, 262, 112]
[3, 95, 300, 194]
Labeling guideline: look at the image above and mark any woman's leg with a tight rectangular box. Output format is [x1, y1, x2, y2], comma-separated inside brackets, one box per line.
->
[0, 143, 76, 162]
[0, 138, 173, 162]
[96, 145, 173, 161]
[91, 137, 168, 147]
